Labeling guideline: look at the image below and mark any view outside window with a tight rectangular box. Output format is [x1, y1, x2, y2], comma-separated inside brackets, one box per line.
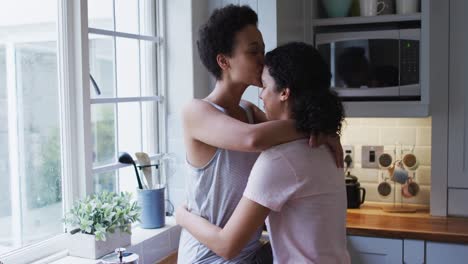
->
[88, 0, 160, 195]
[0, 0, 62, 254]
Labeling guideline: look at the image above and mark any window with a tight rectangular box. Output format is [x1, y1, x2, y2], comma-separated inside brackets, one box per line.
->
[0, 0, 62, 254]
[87, 0, 165, 194]
[0, 0, 165, 259]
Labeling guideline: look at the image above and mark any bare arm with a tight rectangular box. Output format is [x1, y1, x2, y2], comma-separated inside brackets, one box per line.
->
[240, 100, 267, 123]
[240, 100, 344, 167]
[176, 197, 270, 260]
[183, 99, 304, 152]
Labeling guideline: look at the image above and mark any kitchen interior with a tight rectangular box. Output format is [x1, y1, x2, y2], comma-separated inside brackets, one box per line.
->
[1, 0, 468, 263]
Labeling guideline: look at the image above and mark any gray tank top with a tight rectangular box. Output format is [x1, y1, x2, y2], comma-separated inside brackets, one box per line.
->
[178, 101, 262, 264]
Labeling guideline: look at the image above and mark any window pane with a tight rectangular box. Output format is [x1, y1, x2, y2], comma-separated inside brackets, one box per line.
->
[140, 40, 158, 97]
[0, 46, 12, 254]
[0, 1, 62, 253]
[94, 171, 117, 194]
[115, 0, 139, 34]
[89, 34, 115, 98]
[116, 37, 140, 97]
[88, 0, 114, 31]
[118, 166, 139, 195]
[141, 101, 158, 154]
[139, 0, 157, 37]
[92, 104, 116, 167]
[118, 102, 142, 156]
[16, 41, 63, 247]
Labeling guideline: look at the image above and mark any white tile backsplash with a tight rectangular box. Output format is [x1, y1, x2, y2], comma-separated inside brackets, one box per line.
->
[343, 117, 432, 205]
[416, 127, 432, 146]
[380, 127, 417, 146]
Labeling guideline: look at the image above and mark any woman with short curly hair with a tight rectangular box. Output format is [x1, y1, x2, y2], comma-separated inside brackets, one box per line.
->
[177, 42, 350, 264]
[178, 4, 344, 263]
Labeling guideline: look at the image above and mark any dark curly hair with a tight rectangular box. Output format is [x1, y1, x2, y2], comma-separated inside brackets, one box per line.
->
[197, 5, 258, 79]
[264, 42, 345, 136]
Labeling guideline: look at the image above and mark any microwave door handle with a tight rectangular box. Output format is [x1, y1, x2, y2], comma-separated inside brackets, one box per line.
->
[315, 30, 399, 45]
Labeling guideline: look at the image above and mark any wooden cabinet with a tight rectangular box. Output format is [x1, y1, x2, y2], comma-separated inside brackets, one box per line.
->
[347, 236, 403, 263]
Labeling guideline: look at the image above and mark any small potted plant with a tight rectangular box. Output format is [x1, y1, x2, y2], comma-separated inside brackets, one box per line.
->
[64, 191, 141, 259]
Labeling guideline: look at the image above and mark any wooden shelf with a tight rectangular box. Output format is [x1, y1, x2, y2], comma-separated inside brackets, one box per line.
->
[312, 13, 421, 27]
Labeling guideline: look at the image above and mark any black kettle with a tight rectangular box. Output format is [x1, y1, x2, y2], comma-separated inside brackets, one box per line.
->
[345, 171, 366, 209]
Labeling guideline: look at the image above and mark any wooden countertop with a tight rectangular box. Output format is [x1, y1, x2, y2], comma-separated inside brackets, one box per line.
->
[346, 202, 468, 244]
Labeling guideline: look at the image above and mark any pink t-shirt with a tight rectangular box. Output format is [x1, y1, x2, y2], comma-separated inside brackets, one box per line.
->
[244, 139, 350, 264]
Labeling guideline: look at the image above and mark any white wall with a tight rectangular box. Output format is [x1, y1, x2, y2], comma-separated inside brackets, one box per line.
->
[165, 0, 211, 209]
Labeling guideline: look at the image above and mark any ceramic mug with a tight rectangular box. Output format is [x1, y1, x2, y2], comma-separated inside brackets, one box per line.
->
[402, 178, 420, 198]
[396, 0, 419, 14]
[378, 153, 393, 168]
[359, 0, 386, 16]
[379, 0, 395, 15]
[378, 181, 392, 196]
[402, 153, 419, 170]
[392, 166, 409, 184]
[322, 0, 353, 18]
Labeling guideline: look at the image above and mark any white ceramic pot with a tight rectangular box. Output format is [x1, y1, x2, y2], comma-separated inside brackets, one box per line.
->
[68, 228, 131, 259]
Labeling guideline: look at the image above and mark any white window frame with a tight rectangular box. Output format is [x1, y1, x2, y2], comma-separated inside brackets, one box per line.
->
[0, 0, 167, 262]
[87, 0, 167, 190]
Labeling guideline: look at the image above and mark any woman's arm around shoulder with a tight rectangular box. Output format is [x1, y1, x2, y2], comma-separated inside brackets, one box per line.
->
[182, 99, 303, 152]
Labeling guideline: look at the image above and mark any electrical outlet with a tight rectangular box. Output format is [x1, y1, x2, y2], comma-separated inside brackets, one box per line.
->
[343, 145, 354, 168]
[362, 145, 384, 168]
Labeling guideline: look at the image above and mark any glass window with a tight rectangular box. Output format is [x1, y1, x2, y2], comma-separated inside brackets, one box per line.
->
[0, 0, 62, 254]
[89, 34, 115, 98]
[89, 0, 161, 196]
[0, 0, 164, 258]
[88, 0, 114, 31]
[0, 46, 12, 255]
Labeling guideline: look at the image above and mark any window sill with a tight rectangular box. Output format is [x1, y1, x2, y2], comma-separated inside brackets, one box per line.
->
[48, 217, 180, 264]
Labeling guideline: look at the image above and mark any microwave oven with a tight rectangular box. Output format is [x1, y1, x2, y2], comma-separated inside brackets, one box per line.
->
[315, 28, 420, 101]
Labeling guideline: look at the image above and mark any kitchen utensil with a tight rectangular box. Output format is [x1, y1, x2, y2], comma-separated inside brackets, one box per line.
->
[378, 180, 392, 196]
[101, 248, 139, 264]
[118, 152, 144, 190]
[137, 186, 166, 229]
[345, 171, 366, 208]
[135, 152, 153, 189]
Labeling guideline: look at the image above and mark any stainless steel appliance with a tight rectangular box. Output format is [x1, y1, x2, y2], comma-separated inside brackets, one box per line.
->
[316, 28, 420, 101]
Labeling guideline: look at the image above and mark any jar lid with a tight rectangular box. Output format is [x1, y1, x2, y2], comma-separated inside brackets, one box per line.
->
[345, 171, 359, 184]
[101, 248, 139, 264]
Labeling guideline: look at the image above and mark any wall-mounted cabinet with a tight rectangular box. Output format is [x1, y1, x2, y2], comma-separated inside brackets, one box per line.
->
[254, 0, 448, 118]
[212, 1, 447, 118]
